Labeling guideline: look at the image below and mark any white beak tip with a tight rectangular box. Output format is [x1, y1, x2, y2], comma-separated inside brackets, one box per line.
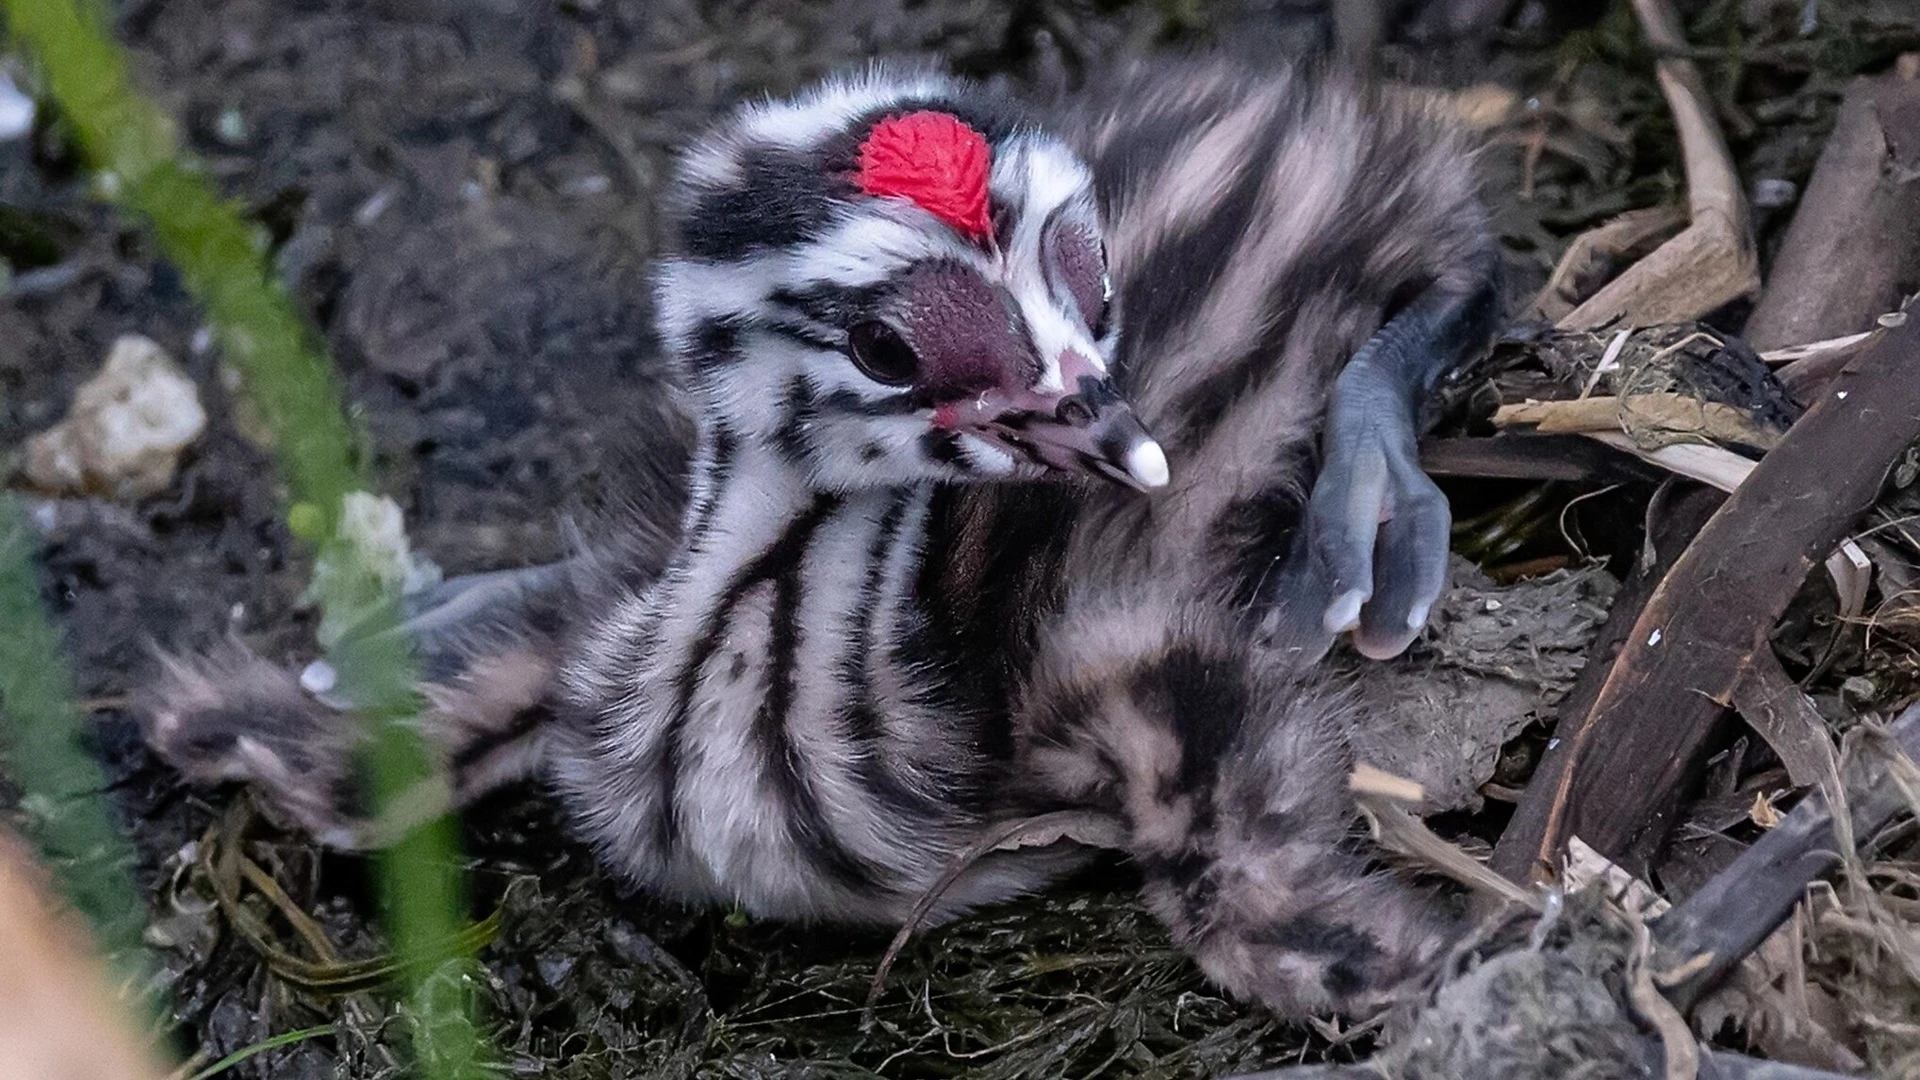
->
[1126, 439, 1170, 489]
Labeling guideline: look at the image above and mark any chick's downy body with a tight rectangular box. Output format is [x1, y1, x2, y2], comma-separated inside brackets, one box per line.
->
[145, 58, 1499, 1020]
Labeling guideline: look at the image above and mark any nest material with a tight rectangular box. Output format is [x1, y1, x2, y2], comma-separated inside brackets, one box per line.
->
[1470, 322, 1805, 456]
[1800, 723, 1920, 1077]
[1385, 893, 1650, 1080]
[1363, 715, 1920, 1080]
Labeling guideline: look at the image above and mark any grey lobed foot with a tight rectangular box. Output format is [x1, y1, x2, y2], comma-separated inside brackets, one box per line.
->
[1301, 354, 1454, 660]
[1268, 251, 1501, 661]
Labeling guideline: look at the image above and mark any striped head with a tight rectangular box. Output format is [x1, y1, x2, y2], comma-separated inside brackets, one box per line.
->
[656, 69, 1168, 493]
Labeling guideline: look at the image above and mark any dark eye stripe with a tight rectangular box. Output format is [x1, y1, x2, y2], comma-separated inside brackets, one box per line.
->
[992, 203, 1018, 250]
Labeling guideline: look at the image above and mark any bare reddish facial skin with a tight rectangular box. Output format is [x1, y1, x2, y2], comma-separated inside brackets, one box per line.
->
[896, 261, 1036, 404]
[1044, 224, 1106, 330]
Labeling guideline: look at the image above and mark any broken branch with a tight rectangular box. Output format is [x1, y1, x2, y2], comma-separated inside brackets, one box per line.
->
[1491, 482, 1724, 885]
[1556, 0, 1759, 330]
[1493, 394, 1783, 450]
[1532, 205, 1688, 323]
[1729, 648, 1842, 789]
[1420, 433, 1668, 484]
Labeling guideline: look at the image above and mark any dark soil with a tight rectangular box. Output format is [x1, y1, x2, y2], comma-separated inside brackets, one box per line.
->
[4, 0, 1918, 1077]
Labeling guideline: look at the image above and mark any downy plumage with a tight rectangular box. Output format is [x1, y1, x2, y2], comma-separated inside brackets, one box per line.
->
[145, 57, 1501, 1018]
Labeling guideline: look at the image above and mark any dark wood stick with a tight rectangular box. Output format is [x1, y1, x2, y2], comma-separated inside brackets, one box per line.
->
[1654, 703, 1920, 1013]
[1775, 326, 1889, 400]
[1492, 314, 1920, 880]
[1744, 71, 1920, 356]
[1490, 483, 1723, 885]
[1728, 647, 1840, 789]
[1420, 433, 1668, 484]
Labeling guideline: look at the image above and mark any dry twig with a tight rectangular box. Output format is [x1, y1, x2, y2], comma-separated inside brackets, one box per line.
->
[1653, 704, 1920, 1013]
[1554, 0, 1759, 330]
[1532, 205, 1687, 323]
[1493, 394, 1783, 450]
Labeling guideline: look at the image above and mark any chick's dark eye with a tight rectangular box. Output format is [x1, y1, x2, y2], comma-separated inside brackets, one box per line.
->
[848, 321, 919, 386]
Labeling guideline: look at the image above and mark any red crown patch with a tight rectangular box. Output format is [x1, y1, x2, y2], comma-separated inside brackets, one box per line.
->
[854, 111, 992, 242]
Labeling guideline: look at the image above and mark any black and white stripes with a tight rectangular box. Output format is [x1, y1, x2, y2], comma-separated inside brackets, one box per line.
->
[651, 66, 1125, 494]
[553, 67, 1163, 920]
[557, 460, 1035, 919]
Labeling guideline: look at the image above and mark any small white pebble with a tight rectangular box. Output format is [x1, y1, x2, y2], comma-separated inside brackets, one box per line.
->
[563, 174, 613, 196]
[20, 334, 207, 499]
[1748, 177, 1797, 209]
[1837, 390, 1849, 400]
[1547, 738, 1561, 751]
[214, 106, 248, 144]
[1648, 628, 1663, 646]
[1484, 598, 1503, 612]
[354, 187, 396, 226]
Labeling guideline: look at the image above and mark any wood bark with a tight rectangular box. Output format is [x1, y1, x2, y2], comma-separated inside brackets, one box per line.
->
[1745, 71, 1920, 354]
[1420, 433, 1667, 484]
[1654, 704, 1920, 1013]
[1490, 483, 1722, 885]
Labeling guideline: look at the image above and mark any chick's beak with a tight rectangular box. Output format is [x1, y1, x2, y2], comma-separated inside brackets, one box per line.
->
[935, 375, 1170, 492]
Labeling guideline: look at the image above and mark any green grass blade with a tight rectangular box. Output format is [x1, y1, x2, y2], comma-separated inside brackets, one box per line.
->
[185, 1025, 338, 1080]
[0, 495, 153, 1003]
